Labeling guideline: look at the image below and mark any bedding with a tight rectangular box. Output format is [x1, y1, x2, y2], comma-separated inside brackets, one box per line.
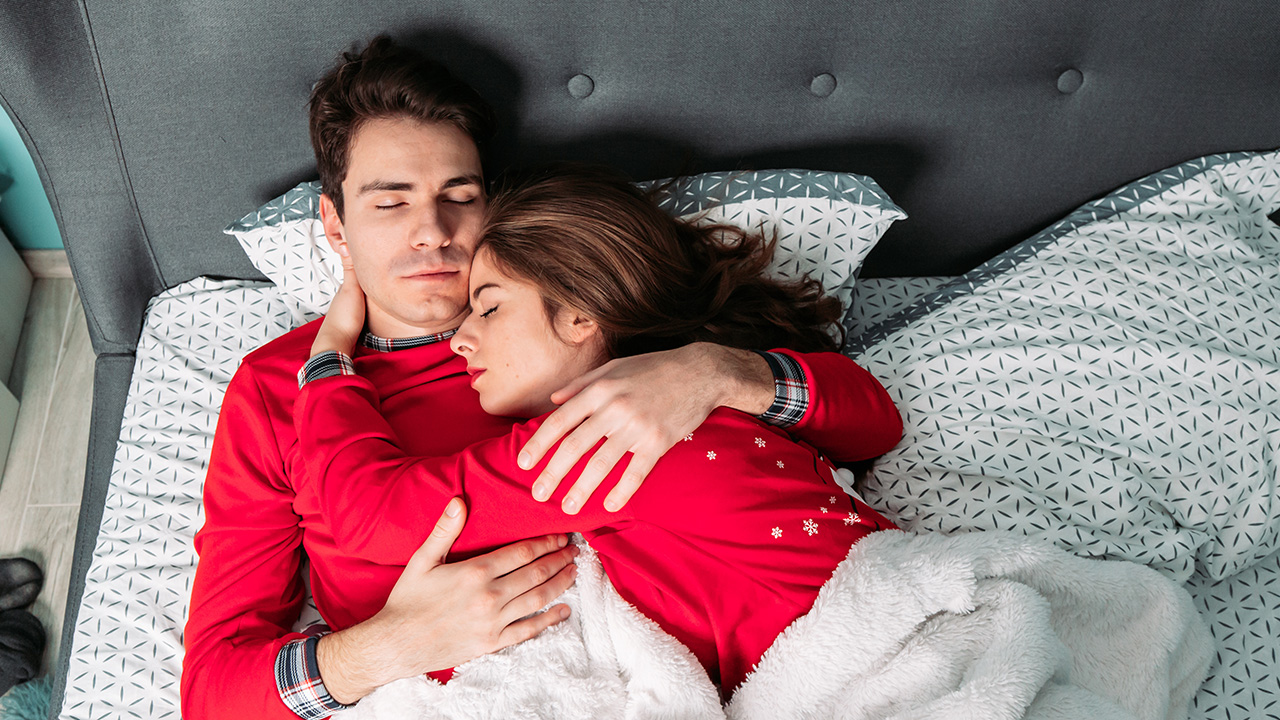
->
[226, 169, 904, 319]
[348, 530, 1210, 720]
[50, 264, 1251, 720]
[849, 150, 1280, 586]
[56, 152, 1280, 719]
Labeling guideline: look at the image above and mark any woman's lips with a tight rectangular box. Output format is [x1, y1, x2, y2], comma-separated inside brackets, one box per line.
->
[467, 368, 485, 388]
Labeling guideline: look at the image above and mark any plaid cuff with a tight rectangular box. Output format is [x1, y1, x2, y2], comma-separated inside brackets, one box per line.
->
[754, 350, 809, 428]
[297, 351, 356, 389]
[275, 634, 350, 718]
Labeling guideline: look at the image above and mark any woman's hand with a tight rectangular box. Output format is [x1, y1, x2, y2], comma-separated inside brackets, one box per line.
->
[311, 259, 367, 358]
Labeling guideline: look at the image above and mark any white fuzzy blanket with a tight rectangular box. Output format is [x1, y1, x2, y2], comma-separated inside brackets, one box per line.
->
[342, 530, 1212, 720]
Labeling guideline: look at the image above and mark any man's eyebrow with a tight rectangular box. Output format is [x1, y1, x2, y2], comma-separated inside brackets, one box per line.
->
[356, 174, 483, 196]
[357, 180, 415, 196]
[442, 174, 485, 191]
[471, 282, 498, 300]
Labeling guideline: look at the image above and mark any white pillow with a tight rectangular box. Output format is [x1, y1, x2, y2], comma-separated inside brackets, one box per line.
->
[849, 150, 1280, 583]
[226, 170, 905, 318]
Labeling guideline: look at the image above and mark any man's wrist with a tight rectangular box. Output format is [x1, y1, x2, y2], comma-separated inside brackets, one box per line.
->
[698, 343, 774, 416]
[751, 350, 810, 427]
[314, 627, 382, 707]
[276, 634, 353, 717]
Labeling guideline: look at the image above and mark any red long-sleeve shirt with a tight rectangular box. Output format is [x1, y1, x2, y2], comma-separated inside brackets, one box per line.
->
[181, 321, 902, 718]
[295, 369, 898, 693]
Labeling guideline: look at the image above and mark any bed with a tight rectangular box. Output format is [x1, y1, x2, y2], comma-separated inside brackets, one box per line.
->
[0, 1, 1277, 718]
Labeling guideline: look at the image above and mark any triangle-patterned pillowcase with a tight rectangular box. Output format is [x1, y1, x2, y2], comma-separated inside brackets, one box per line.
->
[225, 170, 905, 319]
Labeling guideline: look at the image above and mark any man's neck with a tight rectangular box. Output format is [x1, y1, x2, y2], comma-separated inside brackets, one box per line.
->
[366, 308, 463, 341]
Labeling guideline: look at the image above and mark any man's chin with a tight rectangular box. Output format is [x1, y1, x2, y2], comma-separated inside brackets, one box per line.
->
[366, 299, 468, 338]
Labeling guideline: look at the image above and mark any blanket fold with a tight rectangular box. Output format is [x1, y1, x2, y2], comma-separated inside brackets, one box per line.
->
[344, 531, 1212, 720]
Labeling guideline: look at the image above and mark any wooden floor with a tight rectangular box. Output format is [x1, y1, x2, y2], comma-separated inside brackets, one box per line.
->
[0, 278, 94, 675]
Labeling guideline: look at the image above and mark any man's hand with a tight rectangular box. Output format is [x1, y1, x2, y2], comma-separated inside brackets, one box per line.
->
[311, 259, 367, 358]
[316, 498, 578, 704]
[518, 342, 775, 514]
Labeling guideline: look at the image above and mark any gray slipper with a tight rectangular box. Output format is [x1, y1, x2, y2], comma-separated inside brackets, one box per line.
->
[0, 609, 45, 696]
[0, 558, 43, 612]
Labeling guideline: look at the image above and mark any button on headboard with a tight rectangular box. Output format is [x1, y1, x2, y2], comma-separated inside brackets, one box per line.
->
[2, 0, 1278, 355]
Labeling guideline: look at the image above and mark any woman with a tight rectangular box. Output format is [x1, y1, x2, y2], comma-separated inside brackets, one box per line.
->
[296, 165, 902, 696]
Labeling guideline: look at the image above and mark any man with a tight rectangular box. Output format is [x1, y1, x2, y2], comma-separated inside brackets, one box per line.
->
[182, 37, 897, 718]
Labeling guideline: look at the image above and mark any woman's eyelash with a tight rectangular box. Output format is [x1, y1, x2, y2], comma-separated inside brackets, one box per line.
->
[480, 306, 498, 318]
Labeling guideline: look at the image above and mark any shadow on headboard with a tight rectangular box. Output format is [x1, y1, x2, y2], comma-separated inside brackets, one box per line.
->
[259, 28, 936, 276]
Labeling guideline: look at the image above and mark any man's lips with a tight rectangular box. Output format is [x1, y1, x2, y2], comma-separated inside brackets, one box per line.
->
[402, 268, 459, 281]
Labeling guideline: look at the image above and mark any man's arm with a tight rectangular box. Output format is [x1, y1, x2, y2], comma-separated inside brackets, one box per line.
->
[315, 500, 576, 706]
[183, 365, 577, 719]
[519, 343, 902, 511]
[182, 366, 315, 720]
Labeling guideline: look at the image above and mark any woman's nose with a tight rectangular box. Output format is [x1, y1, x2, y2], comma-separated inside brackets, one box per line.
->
[450, 318, 475, 356]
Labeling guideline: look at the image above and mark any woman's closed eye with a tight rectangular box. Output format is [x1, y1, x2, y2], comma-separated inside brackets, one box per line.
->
[479, 306, 498, 319]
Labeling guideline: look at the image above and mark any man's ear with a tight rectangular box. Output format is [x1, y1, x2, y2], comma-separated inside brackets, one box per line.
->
[319, 193, 350, 260]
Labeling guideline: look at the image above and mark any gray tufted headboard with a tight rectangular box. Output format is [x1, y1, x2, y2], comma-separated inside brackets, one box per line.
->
[4, 1, 1278, 358]
[0, 1, 1277, 715]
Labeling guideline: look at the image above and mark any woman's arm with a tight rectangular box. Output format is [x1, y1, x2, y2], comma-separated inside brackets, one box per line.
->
[294, 370, 626, 562]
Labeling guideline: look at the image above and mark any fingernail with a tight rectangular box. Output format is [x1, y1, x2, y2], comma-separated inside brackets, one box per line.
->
[445, 499, 462, 517]
[562, 497, 578, 514]
[532, 483, 549, 502]
[518, 451, 531, 469]
[559, 607, 571, 619]
[557, 535, 568, 548]
[603, 498, 620, 512]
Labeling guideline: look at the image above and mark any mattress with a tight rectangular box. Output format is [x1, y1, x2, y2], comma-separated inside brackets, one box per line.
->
[56, 274, 1261, 718]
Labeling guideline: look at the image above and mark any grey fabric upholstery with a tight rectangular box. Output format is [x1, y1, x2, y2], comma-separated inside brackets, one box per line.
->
[0, 2, 1277, 718]
[47, 355, 133, 718]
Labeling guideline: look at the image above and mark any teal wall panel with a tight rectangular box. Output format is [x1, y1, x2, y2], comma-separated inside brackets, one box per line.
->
[1, 104, 62, 250]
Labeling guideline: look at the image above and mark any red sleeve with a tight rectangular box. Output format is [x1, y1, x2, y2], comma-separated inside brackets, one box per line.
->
[774, 349, 903, 464]
[182, 366, 309, 719]
[292, 374, 620, 564]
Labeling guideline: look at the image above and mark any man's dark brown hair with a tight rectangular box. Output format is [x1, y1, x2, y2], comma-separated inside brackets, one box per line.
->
[309, 36, 497, 219]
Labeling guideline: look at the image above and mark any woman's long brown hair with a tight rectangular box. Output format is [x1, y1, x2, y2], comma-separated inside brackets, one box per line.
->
[479, 165, 844, 357]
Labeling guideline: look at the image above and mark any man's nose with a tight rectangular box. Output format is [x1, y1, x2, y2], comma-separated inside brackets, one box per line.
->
[411, 208, 450, 249]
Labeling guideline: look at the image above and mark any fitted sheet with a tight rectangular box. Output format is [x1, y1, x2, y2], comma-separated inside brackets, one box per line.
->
[57, 274, 1255, 718]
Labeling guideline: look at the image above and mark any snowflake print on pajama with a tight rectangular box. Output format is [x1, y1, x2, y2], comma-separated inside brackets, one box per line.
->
[296, 368, 900, 698]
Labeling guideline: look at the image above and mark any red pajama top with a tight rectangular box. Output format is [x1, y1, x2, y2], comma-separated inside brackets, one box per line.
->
[295, 372, 899, 694]
[181, 320, 902, 719]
